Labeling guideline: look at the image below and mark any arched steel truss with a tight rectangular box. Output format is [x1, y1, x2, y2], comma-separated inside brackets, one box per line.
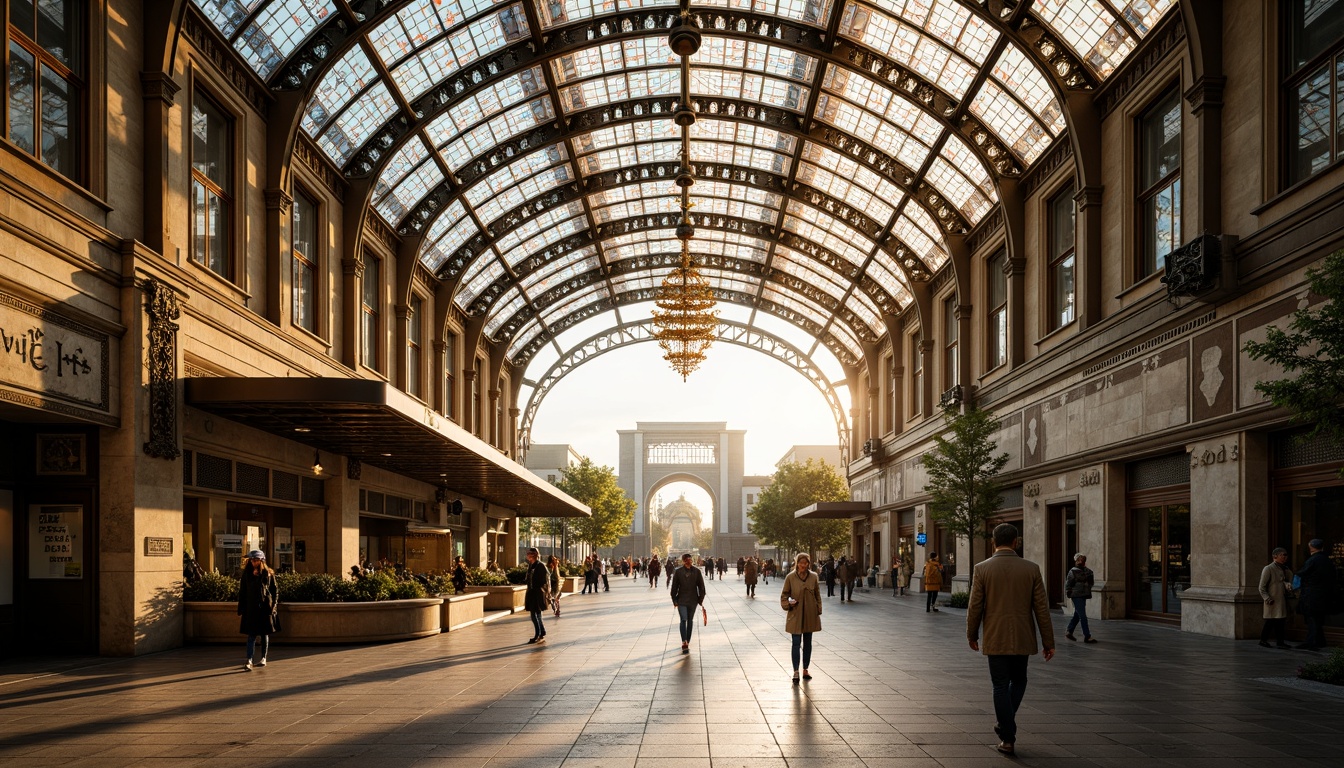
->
[518, 319, 850, 461]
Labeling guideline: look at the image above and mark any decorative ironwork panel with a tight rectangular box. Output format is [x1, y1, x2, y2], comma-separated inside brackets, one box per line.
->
[142, 277, 181, 460]
[1128, 453, 1191, 491]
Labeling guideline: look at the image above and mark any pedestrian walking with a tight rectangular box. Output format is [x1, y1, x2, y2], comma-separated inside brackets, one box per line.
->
[600, 557, 610, 592]
[648, 555, 662, 588]
[1295, 538, 1337, 650]
[452, 556, 467, 594]
[744, 556, 758, 598]
[524, 548, 550, 644]
[237, 550, 279, 671]
[547, 555, 563, 616]
[1258, 547, 1292, 648]
[1064, 553, 1097, 643]
[717, 557, 727, 580]
[923, 553, 944, 612]
[966, 524, 1055, 757]
[837, 556, 855, 602]
[822, 557, 837, 597]
[781, 553, 822, 684]
[737, 556, 745, 578]
[867, 564, 878, 589]
[670, 553, 707, 654]
[898, 558, 913, 597]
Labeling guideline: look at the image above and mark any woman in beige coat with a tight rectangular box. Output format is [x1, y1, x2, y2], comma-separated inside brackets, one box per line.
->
[923, 553, 944, 612]
[781, 553, 822, 683]
[1257, 547, 1293, 648]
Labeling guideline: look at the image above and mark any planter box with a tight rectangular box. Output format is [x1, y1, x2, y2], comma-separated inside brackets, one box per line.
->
[184, 599, 443, 644]
[441, 592, 486, 631]
[464, 585, 527, 613]
[560, 576, 584, 594]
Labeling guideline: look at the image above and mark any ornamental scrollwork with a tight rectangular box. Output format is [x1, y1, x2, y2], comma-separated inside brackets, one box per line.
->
[141, 277, 181, 461]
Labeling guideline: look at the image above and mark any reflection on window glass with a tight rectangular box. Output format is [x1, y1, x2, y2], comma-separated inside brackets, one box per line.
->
[361, 254, 381, 370]
[1137, 89, 1181, 279]
[292, 190, 319, 334]
[191, 91, 232, 278]
[7, 2, 83, 180]
[1048, 184, 1075, 330]
[1285, 1, 1344, 185]
[987, 249, 1006, 370]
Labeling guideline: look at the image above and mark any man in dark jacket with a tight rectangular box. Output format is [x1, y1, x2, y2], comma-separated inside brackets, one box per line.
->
[1296, 538, 1337, 650]
[670, 553, 706, 654]
[524, 548, 550, 645]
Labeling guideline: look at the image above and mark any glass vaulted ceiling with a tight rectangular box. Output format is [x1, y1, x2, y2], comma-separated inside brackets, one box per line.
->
[191, 0, 1173, 368]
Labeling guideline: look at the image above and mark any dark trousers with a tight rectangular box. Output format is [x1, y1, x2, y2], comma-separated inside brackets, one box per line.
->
[529, 610, 546, 638]
[826, 581, 835, 596]
[790, 632, 813, 671]
[842, 581, 854, 601]
[1304, 612, 1328, 647]
[987, 655, 1029, 744]
[602, 574, 609, 591]
[1260, 617, 1286, 645]
[677, 604, 696, 643]
[245, 634, 270, 660]
[926, 590, 938, 610]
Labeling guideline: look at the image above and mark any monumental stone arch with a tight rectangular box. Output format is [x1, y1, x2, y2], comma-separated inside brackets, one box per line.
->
[617, 423, 754, 558]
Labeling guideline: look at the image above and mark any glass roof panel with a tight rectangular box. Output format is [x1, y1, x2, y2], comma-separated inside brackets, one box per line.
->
[551, 38, 673, 85]
[989, 43, 1065, 136]
[317, 81, 398, 166]
[375, 158, 445, 225]
[693, 119, 798, 154]
[837, 1, 990, 98]
[423, 66, 546, 144]
[371, 137, 432, 222]
[386, 5, 530, 101]
[537, 0, 680, 30]
[969, 79, 1050, 164]
[796, 160, 897, 224]
[302, 44, 376, 137]
[557, 69, 680, 112]
[847, 290, 885, 335]
[800, 142, 905, 203]
[465, 145, 570, 206]
[440, 98, 554, 171]
[518, 250, 599, 293]
[863, 0, 999, 63]
[865, 257, 914, 306]
[940, 132, 996, 198]
[899, 202, 949, 268]
[690, 140, 793, 175]
[700, 270, 761, 297]
[692, 196, 779, 223]
[772, 248, 850, 301]
[474, 165, 575, 227]
[192, 0, 263, 40]
[420, 212, 479, 272]
[538, 283, 611, 325]
[925, 156, 991, 223]
[817, 68, 939, 171]
[691, 0, 834, 27]
[232, 0, 334, 79]
[486, 288, 528, 335]
[1109, 0, 1178, 36]
[784, 200, 876, 262]
[693, 37, 818, 82]
[369, 0, 507, 67]
[689, 68, 810, 111]
[458, 259, 509, 307]
[495, 202, 588, 258]
[893, 211, 946, 270]
[826, 316, 864, 359]
[763, 285, 831, 329]
[610, 273, 658, 293]
[1032, 0, 1136, 79]
[506, 319, 547, 359]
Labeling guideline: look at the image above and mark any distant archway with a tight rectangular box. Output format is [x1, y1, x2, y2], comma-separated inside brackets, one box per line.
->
[643, 475, 717, 555]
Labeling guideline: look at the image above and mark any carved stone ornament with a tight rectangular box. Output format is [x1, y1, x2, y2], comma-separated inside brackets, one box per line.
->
[141, 277, 182, 460]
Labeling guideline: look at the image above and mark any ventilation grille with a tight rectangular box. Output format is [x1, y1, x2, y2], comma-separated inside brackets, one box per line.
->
[272, 470, 300, 501]
[359, 489, 424, 520]
[301, 476, 325, 505]
[1128, 453, 1191, 491]
[1275, 429, 1344, 469]
[998, 486, 1023, 510]
[196, 453, 233, 491]
[1083, 312, 1215, 377]
[183, 450, 193, 485]
[236, 463, 270, 497]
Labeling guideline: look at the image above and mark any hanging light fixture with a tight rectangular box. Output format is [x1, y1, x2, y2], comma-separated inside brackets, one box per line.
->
[651, 11, 718, 381]
[312, 449, 323, 476]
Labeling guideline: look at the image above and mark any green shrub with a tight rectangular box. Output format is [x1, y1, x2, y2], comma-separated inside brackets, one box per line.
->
[276, 572, 353, 603]
[467, 567, 508, 586]
[1299, 648, 1344, 686]
[184, 571, 238, 602]
[424, 574, 455, 595]
[351, 570, 397, 601]
[561, 562, 585, 577]
[947, 591, 970, 609]
[505, 565, 528, 585]
[390, 579, 428, 599]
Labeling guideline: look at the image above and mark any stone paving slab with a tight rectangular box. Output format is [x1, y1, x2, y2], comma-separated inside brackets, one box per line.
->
[1, 573, 1342, 767]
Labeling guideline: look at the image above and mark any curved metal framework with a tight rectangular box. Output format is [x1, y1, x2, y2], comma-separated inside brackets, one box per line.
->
[187, 0, 1176, 395]
[517, 318, 850, 460]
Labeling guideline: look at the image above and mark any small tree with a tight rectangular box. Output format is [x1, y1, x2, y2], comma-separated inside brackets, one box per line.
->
[648, 519, 670, 556]
[922, 404, 1009, 587]
[748, 459, 850, 561]
[555, 457, 637, 552]
[1243, 250, 1344, 477]
[693, 527, 714, 553]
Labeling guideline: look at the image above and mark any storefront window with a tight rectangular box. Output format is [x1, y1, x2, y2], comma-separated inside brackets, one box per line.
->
[1276, 486, 1344, 629]
[1131, 503, 1190, 615]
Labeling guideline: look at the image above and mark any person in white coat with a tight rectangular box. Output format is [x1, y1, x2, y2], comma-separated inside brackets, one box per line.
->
[1257, 547, 1293, 649]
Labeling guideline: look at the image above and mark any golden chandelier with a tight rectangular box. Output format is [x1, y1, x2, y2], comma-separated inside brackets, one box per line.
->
[651, 212, 719, 381]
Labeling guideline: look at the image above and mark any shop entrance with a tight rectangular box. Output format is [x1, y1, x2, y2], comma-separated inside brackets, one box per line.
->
[1270, 429, 1344, 643]
[1046, 502, 1076, 608]
[1129, 503, 1191, 619]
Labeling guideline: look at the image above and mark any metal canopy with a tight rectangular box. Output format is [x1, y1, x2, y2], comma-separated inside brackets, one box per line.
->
[793, 500, 871, 519]
[184, 377, 589, 518]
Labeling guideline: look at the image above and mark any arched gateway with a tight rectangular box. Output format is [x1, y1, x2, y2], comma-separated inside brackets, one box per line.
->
[617, 423, 755, 558]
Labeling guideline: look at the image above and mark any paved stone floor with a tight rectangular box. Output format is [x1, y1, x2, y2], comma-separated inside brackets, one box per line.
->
[2, 573, 1342, 767]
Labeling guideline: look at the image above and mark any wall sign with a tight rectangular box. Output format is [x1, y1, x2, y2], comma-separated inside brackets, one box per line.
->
[916, 532, 927, 545]
[144, 537, 174, 556]
[0, 293, 110, 418]
[29, 505, 82, 579]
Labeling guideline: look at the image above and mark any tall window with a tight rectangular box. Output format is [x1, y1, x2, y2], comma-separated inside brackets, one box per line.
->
[987, 249, 1007, 369]
[910, 330, 923, 418]
[291, 190, 318, 334]
[943, 298, 958, 391]
[471, 357, 482, 437]
[1048, 185, 1076, 330]
[884, 353, 896, 434]
[6, 0, 81, 179]
[360, 254, 380, 371]
[191, 91, 232, 278]
[444, 332, 457, 420]
[1138, 89, 1181, 279]
[407, 295, 423, 399]
[1285, 1, 1344, 184]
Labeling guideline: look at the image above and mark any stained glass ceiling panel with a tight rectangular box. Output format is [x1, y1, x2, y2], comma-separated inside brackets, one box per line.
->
[1032, 0, 1146, 79]
[692, 0, 835, 27]
[837, 1, 989, 99]
[192, 0, 264, 39]
[536, 0, 680, 30]
[302, 45, 376, 137]
[233, 0, 335, 80]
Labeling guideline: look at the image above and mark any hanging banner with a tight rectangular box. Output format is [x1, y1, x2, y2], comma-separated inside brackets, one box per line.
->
[29, 505, 82, 579]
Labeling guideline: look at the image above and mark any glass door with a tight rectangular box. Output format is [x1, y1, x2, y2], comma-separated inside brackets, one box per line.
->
[1130, 503, 1190, 617]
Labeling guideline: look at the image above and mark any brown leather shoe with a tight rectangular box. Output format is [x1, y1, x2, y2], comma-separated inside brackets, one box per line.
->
[996, 741, 1015, 756]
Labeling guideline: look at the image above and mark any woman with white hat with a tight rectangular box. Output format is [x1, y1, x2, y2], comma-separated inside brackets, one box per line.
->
[238, 550, 279, 670]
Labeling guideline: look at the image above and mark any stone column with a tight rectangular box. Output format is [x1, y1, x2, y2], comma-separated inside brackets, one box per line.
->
[322, 458, 361, 575]
[1181, 432, 1266, 638]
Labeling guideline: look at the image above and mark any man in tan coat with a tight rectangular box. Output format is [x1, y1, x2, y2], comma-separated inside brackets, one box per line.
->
[966, 524, 1055, 756]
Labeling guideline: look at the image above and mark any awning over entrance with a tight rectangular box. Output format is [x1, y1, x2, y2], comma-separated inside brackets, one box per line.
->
[185, 377, 588, 518]
[793, 501, 872, 520]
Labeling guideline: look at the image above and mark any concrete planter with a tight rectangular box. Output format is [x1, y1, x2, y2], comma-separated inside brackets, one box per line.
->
[464, 585, 527, 613]
[560, 576, 584, 594]
[440, 592, 486, 631]
[184, 599, 444, 644]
